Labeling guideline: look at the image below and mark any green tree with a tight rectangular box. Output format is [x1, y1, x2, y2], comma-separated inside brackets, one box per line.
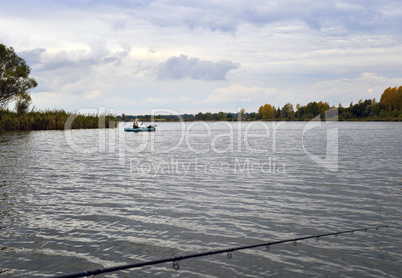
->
[306, 101, 319, 117]
[195, 112, 204, 120]
[14, 91, 32, 113]
[281, 102, 294, 119]
[275, 107, 281, 118]
[304, 113, 314, 120]
[370, 102, 381, 117]
[204, 112, 213, 120]
[295, 103, 301, 115]
[257, 105, 263, 119]
[216, 111, 226, 120]
[295, 104, 306, 119]
[0, 44, 37, 106]
[246, 112, 256, 121]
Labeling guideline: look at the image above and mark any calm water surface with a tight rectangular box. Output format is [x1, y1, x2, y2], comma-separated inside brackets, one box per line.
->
[0, 121, 401, 277]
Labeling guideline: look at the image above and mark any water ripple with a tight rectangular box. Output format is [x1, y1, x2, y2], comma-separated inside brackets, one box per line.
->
[0, 122, 401, 277]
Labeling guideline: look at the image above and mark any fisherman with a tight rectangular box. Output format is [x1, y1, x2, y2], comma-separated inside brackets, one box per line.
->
[133, 118, 139, 128]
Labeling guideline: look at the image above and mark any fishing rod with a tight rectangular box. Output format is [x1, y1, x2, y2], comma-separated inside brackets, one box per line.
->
[52, 225, 388, 278]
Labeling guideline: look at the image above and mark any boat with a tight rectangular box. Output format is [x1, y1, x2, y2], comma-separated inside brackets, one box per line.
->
[124, 125, 156, 132]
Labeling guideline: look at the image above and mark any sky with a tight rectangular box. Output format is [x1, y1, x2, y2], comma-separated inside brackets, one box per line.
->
[1, 0, 402, 115]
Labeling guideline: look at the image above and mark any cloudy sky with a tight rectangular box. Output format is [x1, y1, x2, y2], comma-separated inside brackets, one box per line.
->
[1, 0, 402, 115]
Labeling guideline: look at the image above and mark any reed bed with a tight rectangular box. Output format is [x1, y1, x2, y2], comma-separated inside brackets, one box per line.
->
[0, 109, 117, 131]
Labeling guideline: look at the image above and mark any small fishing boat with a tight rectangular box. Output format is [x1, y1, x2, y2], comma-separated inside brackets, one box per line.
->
[124, 125, 156, 132]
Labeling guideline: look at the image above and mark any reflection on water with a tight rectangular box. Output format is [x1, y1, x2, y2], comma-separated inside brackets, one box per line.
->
[0, 122, 401, 277]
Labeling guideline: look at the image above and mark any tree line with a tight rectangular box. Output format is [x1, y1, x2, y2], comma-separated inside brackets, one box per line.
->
[257, 86, 402, 121]
[123, 86, 402, 122]
[120, 109, 247, 122]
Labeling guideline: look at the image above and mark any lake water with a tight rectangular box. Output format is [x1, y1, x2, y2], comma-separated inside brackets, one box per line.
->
[0, 121, 401, 277]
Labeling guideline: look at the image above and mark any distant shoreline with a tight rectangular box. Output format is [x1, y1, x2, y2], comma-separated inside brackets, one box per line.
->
[120, 118, 402, 123]
[1, 117, 400, 132]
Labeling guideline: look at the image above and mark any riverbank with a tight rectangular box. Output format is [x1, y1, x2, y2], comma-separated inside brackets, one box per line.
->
[0, 109, 117, 131]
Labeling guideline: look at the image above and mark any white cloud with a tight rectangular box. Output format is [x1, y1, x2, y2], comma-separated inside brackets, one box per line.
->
[85, 90, 103, 100]
[1, 0, 402, 114]
[203, 84, 278, 104]
[157, 55, 240, 80]
[302, 72, 402, 106]
[141, 95, 191, 106]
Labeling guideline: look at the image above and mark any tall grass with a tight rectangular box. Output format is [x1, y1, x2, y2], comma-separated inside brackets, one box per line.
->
[0, 109, 117, 131]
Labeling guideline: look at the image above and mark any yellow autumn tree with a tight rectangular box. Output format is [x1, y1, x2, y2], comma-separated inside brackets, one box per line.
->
[262, 104, 275, 119]
[380, 86, 400, 112]
[317, 101, 330, 118]
[397, 86, 402, 111]
[318, 101, 330, 114]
